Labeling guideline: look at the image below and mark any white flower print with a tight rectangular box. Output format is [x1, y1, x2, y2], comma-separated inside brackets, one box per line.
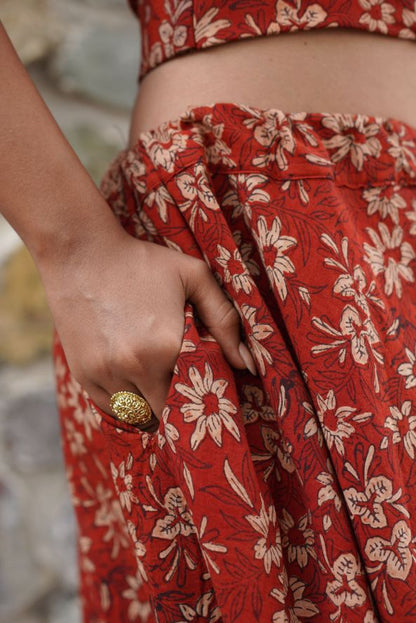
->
[405, 198, 416, 235]
[240, 304, 273, 375]
[175, 361, 240, 450]
[222, 173, 270, 224]
[387, 126, 416, 178]
[397, 344, 416, 389]
[316, 389, 356, 455]
[279, 509, 316, 568]
[176, 162, 219, 228]
[253, 215, 297, 300]
[362, 184, 407, 225]
[363, 222, 415, 298]
[275, 0, 328, 30]
[215, 244, 254, 294]
[110, 453, 139, 514]
[384, 400, 416, 458]
[365, 520, 414, 580]
[326, 553, 366, 609]
[121, 570, 152, 622]
[159, 19, 187, 57]
[345, 475, 409, 528]
[311, 303, 382, 367]
[178, 590, 221, 622]
[194, 7, 231, 46]
[400, 1, 416, 38]
[245, 502, 282, 574]
[64, 419, 87, 456]
[142, 125, 188, 172]
[152, 487, 195, 541]
[316, 469, 342, 511]
[271, 573, 319, 622]
[322, 114, 382, 171]
[252, 110, 296, 170]
[358, 0, 396, 34]
[126, 521, 148, 582]
[197, 117, 236, 167]
[144, 184, 176, 223]
[94, 484, 130, 559]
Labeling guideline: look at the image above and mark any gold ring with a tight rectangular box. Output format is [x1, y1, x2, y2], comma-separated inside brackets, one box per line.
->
[110, 391, 153, 426]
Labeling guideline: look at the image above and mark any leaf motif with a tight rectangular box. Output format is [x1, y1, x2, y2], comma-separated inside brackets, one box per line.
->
[224, 458, 254, 508]
[183, 461, 194, 500]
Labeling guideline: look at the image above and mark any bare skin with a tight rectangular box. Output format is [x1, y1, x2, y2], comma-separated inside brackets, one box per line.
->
[130, 28, 416, 142]
[0, 22, 414, 428]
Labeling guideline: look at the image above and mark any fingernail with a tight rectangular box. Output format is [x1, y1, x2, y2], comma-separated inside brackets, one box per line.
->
[238, 342, 257, 376]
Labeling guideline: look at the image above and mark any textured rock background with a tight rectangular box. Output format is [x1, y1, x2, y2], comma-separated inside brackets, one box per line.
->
[0, 2, 140, 621]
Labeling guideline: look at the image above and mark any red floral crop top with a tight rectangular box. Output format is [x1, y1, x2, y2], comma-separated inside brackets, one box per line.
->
[128, 0, 416, 81]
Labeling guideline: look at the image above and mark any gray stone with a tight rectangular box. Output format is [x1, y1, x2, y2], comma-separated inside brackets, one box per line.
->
[2, 389, 63, 473]
[0, 0, 63, 64]
[50, 8, 140, 110]
[0, 470, 54, 622]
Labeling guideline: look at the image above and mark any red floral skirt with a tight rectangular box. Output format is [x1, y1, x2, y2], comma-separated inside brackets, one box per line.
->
[54, 103, 416, 623]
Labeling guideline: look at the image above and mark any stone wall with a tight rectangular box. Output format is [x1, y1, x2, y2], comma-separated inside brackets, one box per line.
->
[0, 2, 141, 621]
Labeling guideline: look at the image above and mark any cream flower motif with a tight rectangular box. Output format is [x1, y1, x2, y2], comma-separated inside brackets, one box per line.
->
[271, 574, 319, 622]
[384, 400, 416, 458]
[321, 114, 381, 171]
[253, 215, 297, 300]
[196, 118, 236, 167]
[64, 419, 87, 456]
[194, 7, 231, 46]
[363, 222, 415, 298]
[400, 2, 416, 38]
[387, 126, 416, 177]
[152, 487, 195, 541]
[222, 173, 270, 224]
[110, 453, 139, 514]
[326, 553, 366, 608]
[159, 19, 187, 57]
[178, 590, 222, 622]
[67, 377, 100, 439]
[121, 570, 152, 622]
[176, 162, 219, 228]
[245, 502, 282, 574]
[345, 475, 408, 528]
[362, 184, 407, 225]
[126, 521, 148, 582]
[316, 470, 342, 511]
[276, 0, 328, 30]
[405, 198, 416, 235]
[279, 510, 316, 568]
[311, 303, 382, 367]
[215, 244, 254, 294]
[241, 384, 275, 424]
[397, 344, 416, 389]
[142, 124, 188, 172]
[175, 361, 240, 450]
[358, 0, 396, 33]
[252, 110, 296, 170]
[144, 184, 175, 223]
[316, 389, 356, 456]
[240, 304, 273, 375]
[365, 520, 414, 580]
[94, 484, 130, 559]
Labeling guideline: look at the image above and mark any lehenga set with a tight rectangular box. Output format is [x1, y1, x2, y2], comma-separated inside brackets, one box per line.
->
[54, 1, 416, 621]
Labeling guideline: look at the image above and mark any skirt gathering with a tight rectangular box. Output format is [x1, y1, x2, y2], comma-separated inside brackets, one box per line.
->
[54, 102, 416, 623]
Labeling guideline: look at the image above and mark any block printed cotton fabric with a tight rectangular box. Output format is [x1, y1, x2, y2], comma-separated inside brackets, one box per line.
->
[127, 0, 416, 80]
[54, 103, 416, 622]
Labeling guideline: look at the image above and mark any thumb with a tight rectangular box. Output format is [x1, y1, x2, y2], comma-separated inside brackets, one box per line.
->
[183, 260, 257, 375]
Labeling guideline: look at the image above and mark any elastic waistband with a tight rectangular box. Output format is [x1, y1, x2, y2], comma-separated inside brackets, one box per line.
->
[129, 102, 416, 189]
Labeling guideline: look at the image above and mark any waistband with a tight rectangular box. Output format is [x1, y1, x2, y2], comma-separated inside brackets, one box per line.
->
[127, 102, 416, 189]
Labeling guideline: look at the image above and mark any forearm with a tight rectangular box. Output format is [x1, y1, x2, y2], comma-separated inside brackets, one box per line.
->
[0, 22, 124, 269]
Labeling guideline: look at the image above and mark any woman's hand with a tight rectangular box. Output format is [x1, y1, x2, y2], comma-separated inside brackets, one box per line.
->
[42, 229, 256, 424]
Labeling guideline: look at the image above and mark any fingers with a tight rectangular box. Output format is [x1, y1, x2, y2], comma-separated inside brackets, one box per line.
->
[182, 259, 257, 375]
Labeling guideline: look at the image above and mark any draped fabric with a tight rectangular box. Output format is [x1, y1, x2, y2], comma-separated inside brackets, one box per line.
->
[54, 103, 416, 622]
[126, 0, 416, 81]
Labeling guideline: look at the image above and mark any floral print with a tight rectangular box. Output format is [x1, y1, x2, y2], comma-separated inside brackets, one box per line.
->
[127, 0, 416, 81]
[55, 103, 416, 621]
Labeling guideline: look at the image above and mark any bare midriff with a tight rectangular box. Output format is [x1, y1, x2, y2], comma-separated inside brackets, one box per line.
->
[128, 27, 416, 146]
